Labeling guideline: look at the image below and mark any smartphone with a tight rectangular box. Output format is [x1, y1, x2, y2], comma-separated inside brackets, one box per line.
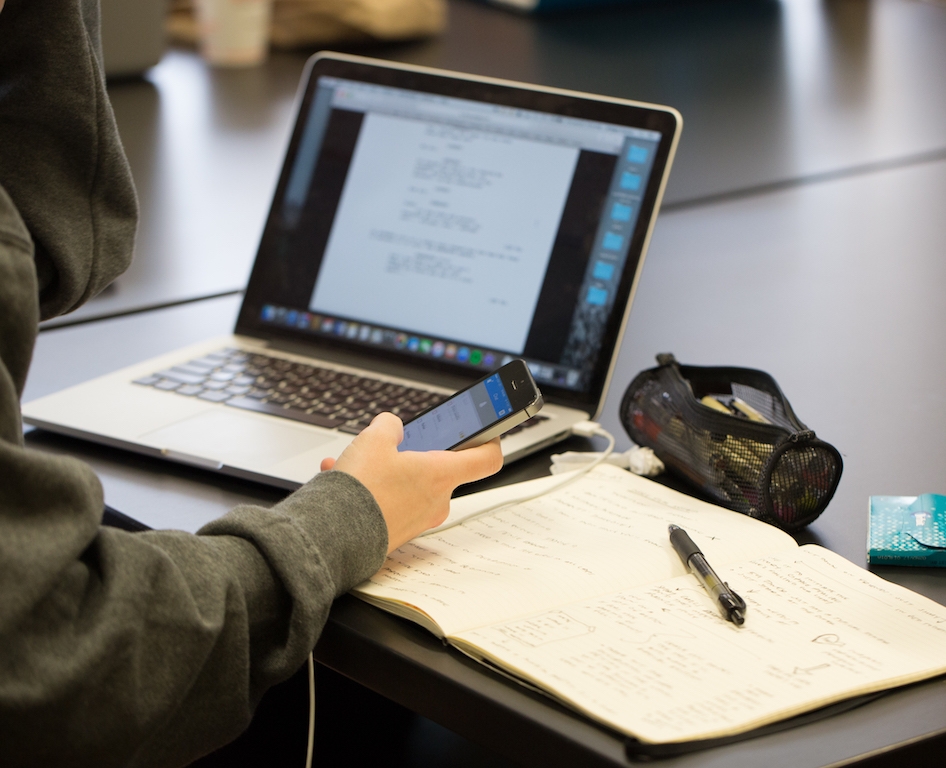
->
[398, 359, 544, 452]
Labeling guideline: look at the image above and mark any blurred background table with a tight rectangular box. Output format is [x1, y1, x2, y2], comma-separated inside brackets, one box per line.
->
[59, 0, 946, 328]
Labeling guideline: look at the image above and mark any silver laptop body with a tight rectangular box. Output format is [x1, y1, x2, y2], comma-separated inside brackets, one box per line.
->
[23, 52, 681, 490]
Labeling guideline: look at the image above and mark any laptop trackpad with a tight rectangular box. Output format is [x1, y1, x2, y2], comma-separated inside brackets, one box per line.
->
[142, 410, 335, 470]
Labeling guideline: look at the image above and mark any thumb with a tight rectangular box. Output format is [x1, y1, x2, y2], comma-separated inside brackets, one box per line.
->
[438, 439, 504, 486]
[362, 412, 405, 447]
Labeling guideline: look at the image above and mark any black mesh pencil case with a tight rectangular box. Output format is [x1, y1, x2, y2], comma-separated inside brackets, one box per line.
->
[619, 353, 842, 531]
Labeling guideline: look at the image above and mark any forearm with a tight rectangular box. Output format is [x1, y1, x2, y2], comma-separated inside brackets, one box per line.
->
[0, 442, 387, 768]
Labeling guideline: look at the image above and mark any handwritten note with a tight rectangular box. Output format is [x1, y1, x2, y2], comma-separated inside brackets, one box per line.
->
[353, 466, 946, 743]
[355, 465, 796, 636]
[452, 546, 946, 743]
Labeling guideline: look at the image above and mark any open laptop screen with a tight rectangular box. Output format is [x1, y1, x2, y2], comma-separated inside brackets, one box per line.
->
[238, 55, 679, 413]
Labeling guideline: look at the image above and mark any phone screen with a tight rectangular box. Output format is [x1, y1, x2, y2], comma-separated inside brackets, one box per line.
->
[399, 373, 514, 452]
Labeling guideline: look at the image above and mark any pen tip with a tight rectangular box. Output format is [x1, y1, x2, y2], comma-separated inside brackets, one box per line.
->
[730, 609, 745, 626]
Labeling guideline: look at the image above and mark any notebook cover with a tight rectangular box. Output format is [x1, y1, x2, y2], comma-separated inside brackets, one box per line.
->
[868, 494, 946, 566]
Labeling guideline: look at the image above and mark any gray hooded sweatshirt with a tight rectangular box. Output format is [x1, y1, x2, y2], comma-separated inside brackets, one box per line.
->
[0, 1, 387, 765]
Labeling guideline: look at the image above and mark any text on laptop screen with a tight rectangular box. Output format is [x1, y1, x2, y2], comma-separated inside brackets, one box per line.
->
[251, 75, 662, 394]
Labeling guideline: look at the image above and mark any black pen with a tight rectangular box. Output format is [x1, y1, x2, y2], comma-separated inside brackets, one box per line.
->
[668, 524, 747, 625]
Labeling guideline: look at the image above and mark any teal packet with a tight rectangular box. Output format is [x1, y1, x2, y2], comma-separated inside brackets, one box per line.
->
[868, 493, 946, 566]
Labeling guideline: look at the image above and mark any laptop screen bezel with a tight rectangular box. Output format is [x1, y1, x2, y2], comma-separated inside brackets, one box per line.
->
[236, 52, 681, 416]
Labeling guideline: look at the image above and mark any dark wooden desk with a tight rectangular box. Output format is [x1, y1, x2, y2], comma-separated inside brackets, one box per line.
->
[57, 0, 946, 326]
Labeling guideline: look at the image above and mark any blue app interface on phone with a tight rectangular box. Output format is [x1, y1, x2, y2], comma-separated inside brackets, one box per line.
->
[399, 374, 513, 451]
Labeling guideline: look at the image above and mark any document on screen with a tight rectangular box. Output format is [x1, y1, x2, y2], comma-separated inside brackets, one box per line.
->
[309, 112, 579, 351]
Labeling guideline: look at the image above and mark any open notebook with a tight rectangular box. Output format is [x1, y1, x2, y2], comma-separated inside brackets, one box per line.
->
[354, 466, 946, 745]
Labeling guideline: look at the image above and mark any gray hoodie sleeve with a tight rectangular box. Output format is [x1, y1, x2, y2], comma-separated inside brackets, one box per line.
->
[0, 1, 389, 766]
[0, 442, 387, 768]
[0, 0, 137, 320]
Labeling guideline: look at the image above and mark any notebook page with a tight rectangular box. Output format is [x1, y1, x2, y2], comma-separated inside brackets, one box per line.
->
[353, 465, 796, 637]
[451, 545, 946, 744]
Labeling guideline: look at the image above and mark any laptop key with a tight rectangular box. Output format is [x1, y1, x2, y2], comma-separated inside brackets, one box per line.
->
[227, 397, 346, 428]
[504, 414, 550, 435]
[198, 390, 233, 402]
[189, 356, 226, 369]
[148, 348, 452, 433]
[174, 363, 215, 376]
[157, 369, 207, 386]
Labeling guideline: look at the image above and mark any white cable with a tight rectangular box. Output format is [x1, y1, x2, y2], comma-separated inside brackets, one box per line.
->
[305, 651, 315, 768]
[423, 423, 616, 535]
[550, 445, 664, 476]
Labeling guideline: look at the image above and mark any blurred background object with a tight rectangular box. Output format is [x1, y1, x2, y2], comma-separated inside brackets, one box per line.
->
[168, 0, 446, 51]
[476, 0, 641, 14]
[101, 0, 168, 78]
[193, 0, 273, 66]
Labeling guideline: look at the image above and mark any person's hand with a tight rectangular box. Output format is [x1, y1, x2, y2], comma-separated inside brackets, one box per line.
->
[321, 412, 503, 553]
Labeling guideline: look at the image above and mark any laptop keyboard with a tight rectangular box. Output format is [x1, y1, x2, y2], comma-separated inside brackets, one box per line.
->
[133, 347, 547, 438]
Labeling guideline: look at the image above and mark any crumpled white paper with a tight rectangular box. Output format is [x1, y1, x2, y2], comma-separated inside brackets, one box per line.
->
[550, 446, 665, 477]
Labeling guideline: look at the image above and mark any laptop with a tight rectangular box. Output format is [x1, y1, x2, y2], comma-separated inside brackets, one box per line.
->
[23, 52, 681, 490]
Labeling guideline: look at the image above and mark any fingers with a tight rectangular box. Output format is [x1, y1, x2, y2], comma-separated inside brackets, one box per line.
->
[315, 415, 503, 553]
[325, 416, 502, 486]
[438, 438, 504, 485]
[319, 413, 401, 473]
[365, 411, 404, 445]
